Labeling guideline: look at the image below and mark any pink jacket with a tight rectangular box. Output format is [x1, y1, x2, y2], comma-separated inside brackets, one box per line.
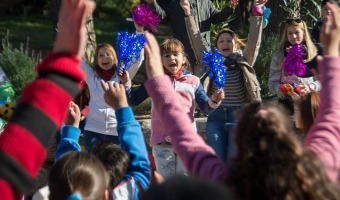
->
[145, 56, 340, 182]
[304, 56, 340, 182]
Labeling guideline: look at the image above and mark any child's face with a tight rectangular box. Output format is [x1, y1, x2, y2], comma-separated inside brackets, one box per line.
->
[286, 25, 304, 45]
[293, 105, 302, 129]
[97, 47, 114, 70]
[217, 32, 237, 57]
[162, 51, 186, 74]
[322, 5, 332, 18]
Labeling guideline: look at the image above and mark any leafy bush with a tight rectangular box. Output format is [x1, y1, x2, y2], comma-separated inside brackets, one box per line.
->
[254, 35, 279, 98]
[94, 0, 140, 20]
[0, 33, 40, 99]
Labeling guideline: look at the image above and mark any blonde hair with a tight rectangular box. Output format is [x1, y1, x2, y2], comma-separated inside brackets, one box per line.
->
[160, 38, 189, 68]
[214, 28, 246, 50]
[92, 43, 118, 70]
[277, 20, 317, 61]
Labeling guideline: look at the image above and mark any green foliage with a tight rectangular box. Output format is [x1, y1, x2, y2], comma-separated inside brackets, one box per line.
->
[254, 35, 279, 98]
[0, 32, 40, 98]
[210, 0, 237, 43]
[94, 0, 140, 20]
[280, 0, 321, 27]
[300, 0, 322, 27]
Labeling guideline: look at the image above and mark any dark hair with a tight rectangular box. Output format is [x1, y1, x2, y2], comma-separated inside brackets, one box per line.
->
[48, 151, 109, 200]
[228, 102, 340, 200]
[322, 0, 340, 7]
[142, 175, 235, 200]
[214, 28, 246, 50]
[92, 141, 130, 188]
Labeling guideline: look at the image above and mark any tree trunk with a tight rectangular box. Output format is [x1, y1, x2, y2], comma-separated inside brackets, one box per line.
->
[51, 0, 96, 64]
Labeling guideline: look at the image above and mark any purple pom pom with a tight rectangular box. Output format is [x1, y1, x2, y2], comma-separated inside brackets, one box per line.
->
[116, 31, 146, 71]
[132, 3, 161, 30]
[201, 49, 226, 89]
[283, 44, 308, 76]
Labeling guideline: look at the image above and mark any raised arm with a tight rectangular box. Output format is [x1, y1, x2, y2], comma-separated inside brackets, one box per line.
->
[101, 81, 150, 189]
[181, 0, 208, 68]
[0, 0, 95, 198]
[54, 102, 82, 161]
[304, 3, 340, 182]
[143, 32, 228, 182]
[145, 0, 167, 21]
[243, 0, 267, 67]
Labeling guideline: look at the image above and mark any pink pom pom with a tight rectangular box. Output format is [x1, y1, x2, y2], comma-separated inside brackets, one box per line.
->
[132, 3, 161, 30]
[283, 44, 308, 77]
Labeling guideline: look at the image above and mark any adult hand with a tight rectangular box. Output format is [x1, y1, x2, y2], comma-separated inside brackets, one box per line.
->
[100, 80, 128, 110]
[254, 0, 267, 7]
[180, 0, 191, 16]
[65, 102, 82, 128]
[144, 31, 164, 79]
[229, 0, 239, 9]
[320, 3, 340, 57]
[53, 0, 96, 58]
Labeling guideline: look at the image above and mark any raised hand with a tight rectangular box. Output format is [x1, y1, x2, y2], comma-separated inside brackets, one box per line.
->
[53, 0, 96, 58]
[144, 31, 164, 79]
[254, 0, 267, 7]
[229, 0, 239, 9]
[180, 0, 191, 16]
[320, 2, 340, 57]
[100, 80, 128, 110]
[65, 101, 82, 127]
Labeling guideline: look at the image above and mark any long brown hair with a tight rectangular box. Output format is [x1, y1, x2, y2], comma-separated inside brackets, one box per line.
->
[228, 103, 340, 200]
[294, 92, 320, 136]
[277, 20, 317, 61]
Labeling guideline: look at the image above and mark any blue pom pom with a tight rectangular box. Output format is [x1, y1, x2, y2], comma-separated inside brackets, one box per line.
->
[262, 6, 271, 28]
[116, 31, 146, 71]
[201, 49, 226, 89]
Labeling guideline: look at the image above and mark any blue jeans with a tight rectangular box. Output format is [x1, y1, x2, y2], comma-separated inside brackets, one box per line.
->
[206, 106, 240, 161]
[84, 130, 120, 152]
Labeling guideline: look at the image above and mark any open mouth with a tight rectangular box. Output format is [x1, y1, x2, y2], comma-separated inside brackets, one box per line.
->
[169, 63, 177, 68]
[222, 48, 230, 53]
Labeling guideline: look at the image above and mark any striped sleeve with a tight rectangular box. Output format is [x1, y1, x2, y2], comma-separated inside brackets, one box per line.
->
[0, 53, 85, 199]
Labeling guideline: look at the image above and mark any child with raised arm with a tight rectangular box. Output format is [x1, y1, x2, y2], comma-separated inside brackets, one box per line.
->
[127, 38, 224, 179]
[141, 2, 340, 196]
[54, 82, 150, 199]
[0, 0, 95, 199]
[81, 22, 145, 151]
[181, 0, 265, 161]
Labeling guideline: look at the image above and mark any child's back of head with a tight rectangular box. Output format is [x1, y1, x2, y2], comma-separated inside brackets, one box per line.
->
[48, 151, 109, 200]
[92, 141, 130, 188]
[229, 102, 340, 199]
[142, 175, 235, 200]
